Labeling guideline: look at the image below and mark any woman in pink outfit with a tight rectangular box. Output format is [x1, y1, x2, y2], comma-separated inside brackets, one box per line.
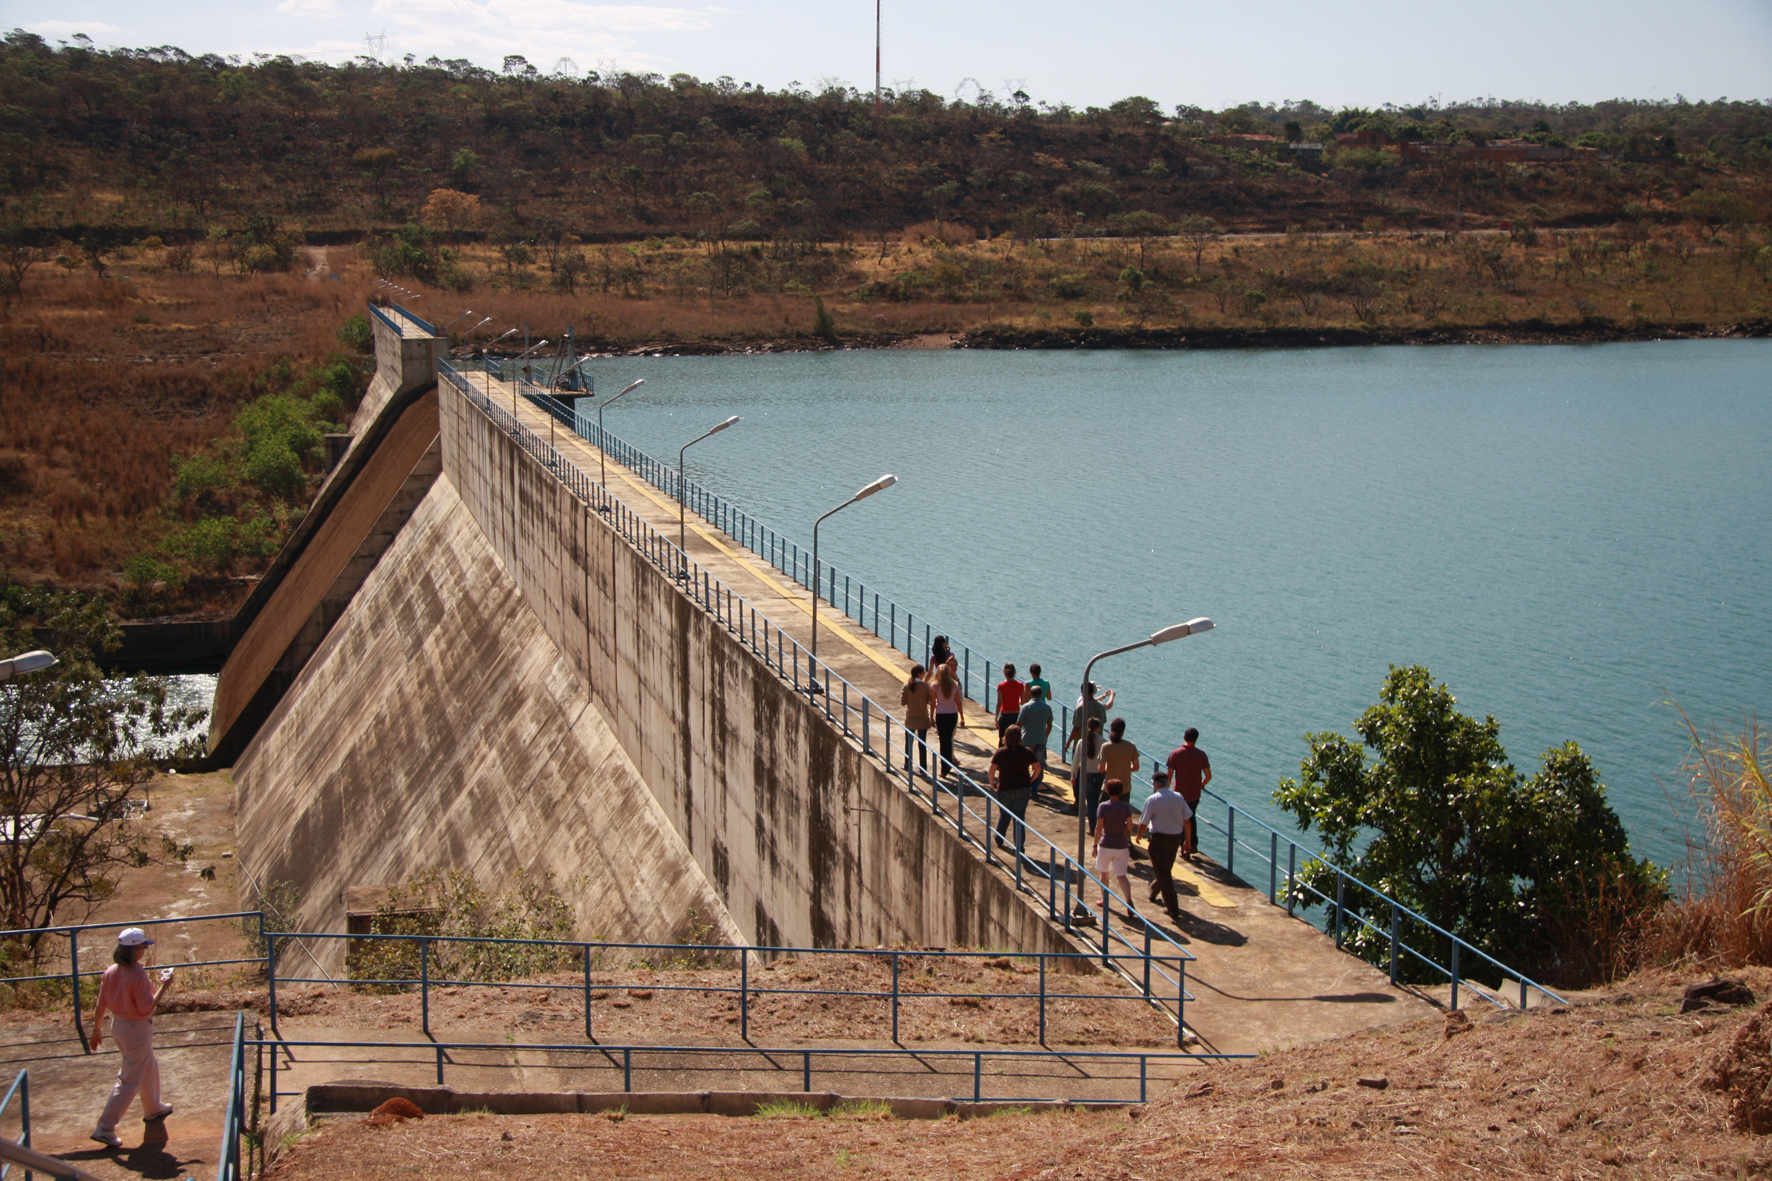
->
[89, 927, 175, 1149]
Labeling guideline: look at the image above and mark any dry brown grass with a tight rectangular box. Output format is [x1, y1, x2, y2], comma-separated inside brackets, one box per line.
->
[1633, 719, 1772, 972]
[263, 976, 1772, 1181]
[0, 263, 378, 603]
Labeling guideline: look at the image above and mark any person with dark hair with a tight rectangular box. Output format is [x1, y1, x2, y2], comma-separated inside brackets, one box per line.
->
[1015, 684, 1054, 789]
[1092, 779, 1136, 917]
[1025, 662, 1051, 708]
[900, 664, 933, 779]
[1073, 716, 1107, 833]
[932, 660, 964, 777]
[1138, 770, 1194, 917]
[1098, 718, 1141, 799]
[929, 635, 952, 672]
[989, 724, 1041, 853]
[89, 927, 175, 1149]
[1166, 727, 1212, 860]
[1065, 679, 1114, 758]
[995, 663, 1026, 741]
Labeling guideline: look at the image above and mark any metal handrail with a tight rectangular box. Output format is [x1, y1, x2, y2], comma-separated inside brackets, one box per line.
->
[257, 1037, 1248, 1109]
[440, 363, 1199, 1026]
[216, 1012, 246, 1181]
[510, 375, 1568, 1010]
[0, 1068, 28, 1181]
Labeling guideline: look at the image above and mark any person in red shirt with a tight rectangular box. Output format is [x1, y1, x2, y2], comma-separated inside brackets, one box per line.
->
[89, 927, 176, 1149]
[1165, 728, 1212, 860]
[995, 663, 1027, 741]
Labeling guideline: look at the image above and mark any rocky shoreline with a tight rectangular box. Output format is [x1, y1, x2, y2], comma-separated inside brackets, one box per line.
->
[547, 318, 1770, 357]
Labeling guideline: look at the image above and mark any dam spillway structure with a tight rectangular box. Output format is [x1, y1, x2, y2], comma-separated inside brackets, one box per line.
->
[211, 304, 1087, 974]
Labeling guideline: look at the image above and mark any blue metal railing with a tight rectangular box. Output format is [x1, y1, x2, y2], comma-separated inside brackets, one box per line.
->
[439, 362, 1198, 1020]
[260, 1038, 1220, 1108]
[216, 1013, 246, 1181]
[488, 361, 1568, 1012]
[0, 1068, 29, 1180]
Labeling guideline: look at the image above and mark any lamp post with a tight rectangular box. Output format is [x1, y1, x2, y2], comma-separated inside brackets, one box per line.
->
[596, 379, 645, 501]
[0, 650, 56, 681]
[676, 416, 741, 578]
[1073, 618, 1214, 883]
[509, 339, 550, 409]
[808, 474, 897, 692]
[440, 309, 476, 332]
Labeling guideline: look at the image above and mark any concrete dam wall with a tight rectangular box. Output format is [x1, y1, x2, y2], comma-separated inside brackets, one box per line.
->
[231, 312, 1075, 966]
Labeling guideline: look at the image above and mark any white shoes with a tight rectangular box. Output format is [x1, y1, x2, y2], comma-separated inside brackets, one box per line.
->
[90, 1128, 122, 1149]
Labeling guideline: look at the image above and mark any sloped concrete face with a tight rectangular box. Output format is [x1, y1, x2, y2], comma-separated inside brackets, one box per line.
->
[233, 474, 743, 969]
[438, 385, 1080, 959]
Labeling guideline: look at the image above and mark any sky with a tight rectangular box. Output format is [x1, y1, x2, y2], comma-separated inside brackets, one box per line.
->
[9, 0, 1772, 112]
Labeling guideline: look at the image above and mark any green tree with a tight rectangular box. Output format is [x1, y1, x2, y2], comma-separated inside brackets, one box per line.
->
[0, 587, 205, 965]
[1274, 666, 1664, 987]
[1177, 215, 1222, 271]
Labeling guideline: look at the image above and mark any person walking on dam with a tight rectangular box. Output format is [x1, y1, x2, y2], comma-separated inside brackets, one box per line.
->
[1093, 779, 1137, 918]
[1072, 715, 1107, 833]
[989, 724, 1041, 854]
[1098, 718, 1141, 802]
[1025, 663, 1052, 709]
[901, 664, 934, 779]
[932, 660, 964, 777]
[1138, 770, 1194, 918]
[89, 927, 176, 1149]
[1165, 728, 1212, 860]
[1016, 684, 1054, 790]
[995, 663, 1026, 741]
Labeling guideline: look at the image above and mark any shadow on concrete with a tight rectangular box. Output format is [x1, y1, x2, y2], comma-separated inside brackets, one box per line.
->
[1311, 992, 1398, 1004]
[65, 1133, 206, 1181]
[1163, 911, 1248, 948]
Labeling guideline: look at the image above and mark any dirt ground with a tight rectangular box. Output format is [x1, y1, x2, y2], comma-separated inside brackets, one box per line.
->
[265, 968, 1772, 1181]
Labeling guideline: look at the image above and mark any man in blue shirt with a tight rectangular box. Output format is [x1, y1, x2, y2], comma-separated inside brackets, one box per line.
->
[1015, 685, 1055, 789]
[1137, 770, 1195, 917]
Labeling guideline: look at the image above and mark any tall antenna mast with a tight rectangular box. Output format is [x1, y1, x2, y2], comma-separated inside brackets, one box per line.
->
[874, 0, 882, 117]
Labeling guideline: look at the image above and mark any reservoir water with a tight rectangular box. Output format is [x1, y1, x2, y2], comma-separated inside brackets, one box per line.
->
[577, 339, 1770, 870]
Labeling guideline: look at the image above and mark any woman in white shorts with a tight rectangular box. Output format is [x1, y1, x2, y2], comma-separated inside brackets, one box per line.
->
[1092, 778, 1137, 917]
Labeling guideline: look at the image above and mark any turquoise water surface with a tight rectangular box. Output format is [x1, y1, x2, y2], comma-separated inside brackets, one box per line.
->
[580, 340, 1769, 869]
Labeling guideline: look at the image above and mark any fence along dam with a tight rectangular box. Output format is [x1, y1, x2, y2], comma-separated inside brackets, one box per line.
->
[211, 302, 1552, 1056]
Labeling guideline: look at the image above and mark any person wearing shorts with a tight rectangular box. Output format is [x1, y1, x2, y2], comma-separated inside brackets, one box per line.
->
[1092, 779, 1136, 918]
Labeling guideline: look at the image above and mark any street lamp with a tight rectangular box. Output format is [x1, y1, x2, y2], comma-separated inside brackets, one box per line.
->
[0, 650, 56, 681]
[808, 474, 897, 692]
[595, 379, 645, 501]
[441, 309, 476, 332]
[1072, 618, 1214, 884]
[677, 416, 741, 577]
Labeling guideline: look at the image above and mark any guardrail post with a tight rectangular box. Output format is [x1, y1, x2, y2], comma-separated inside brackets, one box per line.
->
[584, 945, 594, 1040]
[1268, 832, 1278, 904]
[1047, 847, 1056, 919]
[1063, 864, 1072, 932]
[420, 939, 431, 1037]
[435, 1044, 444, 1087]
[70, 929, 86, 1052]
[1101, 897, 1111, 968]
[891, 954, 899, 1044]
[623, 1048, 632, 1093]
[1038, 954, 1047, 1045]
[1286, 843, 1297, 916]
[1388, 901, 1399, 986]
[1178, 959, 1187, 1048]
[862, 699, 870, 756]
[1450, 940, 1461, 1011]
[1140, 1055, 1148, 1104]
[973, 1052, 981, 1102]
[267, 935, 281, 1040]
[1227, 807, 1235, 876]
[269, 1034, 277, 1114]
[740, 955, 749, 1041]
[803, 1051, 811, 1093]
[1334, 876, 1346, 949]
[1142, 924, 1152, 998]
